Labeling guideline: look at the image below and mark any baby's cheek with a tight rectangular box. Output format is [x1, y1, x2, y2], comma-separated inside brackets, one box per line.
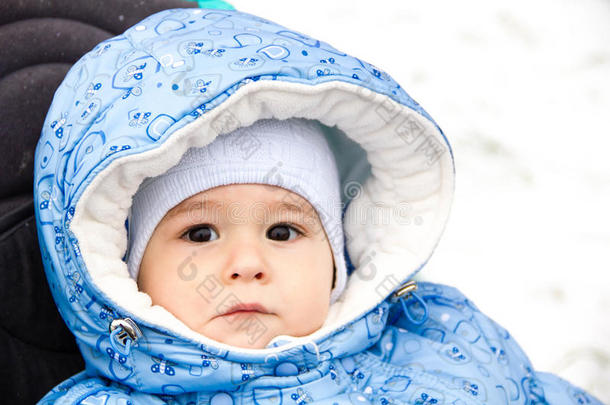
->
[138, 258, 187, 306]
[154, 279, 203, 324]
[286, 299, 328, 337]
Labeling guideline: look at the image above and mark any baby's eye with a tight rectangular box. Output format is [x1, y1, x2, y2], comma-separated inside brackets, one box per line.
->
[183, 225, 219, 243]
[266, 224, 302, 241]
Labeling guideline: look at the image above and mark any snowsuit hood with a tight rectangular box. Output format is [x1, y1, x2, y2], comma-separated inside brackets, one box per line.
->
[34, 7, 602, 405]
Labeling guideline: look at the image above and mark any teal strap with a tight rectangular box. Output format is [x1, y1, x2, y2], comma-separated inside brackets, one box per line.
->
[185, 0, 236, 10]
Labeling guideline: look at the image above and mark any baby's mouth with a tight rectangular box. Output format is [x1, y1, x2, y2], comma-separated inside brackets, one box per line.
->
[217, 302, 270, 318]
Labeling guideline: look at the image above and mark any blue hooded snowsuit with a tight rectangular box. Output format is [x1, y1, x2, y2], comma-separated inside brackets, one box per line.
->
[33, 6, 603, 405]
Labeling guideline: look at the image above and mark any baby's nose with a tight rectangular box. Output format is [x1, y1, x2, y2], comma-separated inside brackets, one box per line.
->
[229, 268, 265, 281]
[223, 244, 269, 283]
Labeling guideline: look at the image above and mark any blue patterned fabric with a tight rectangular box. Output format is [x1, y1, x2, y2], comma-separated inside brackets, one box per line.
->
[33, 8, 602, 404]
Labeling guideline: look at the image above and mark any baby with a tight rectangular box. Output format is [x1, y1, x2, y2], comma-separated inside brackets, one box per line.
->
[34, 6, 604, 404]
[125, 118, 345, 349]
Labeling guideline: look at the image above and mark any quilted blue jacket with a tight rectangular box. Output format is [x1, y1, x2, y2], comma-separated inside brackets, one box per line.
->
[34, 6, 603, 405]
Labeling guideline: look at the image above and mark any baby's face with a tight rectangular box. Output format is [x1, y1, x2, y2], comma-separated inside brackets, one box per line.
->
[138, 183, 334, 349]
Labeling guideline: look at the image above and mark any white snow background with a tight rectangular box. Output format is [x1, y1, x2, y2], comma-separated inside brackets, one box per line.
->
[229, 0, 610, 401]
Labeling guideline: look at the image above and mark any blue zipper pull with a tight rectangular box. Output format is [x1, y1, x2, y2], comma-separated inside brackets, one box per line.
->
[109, 318, 142, 356]
[390, 280, 429, 325]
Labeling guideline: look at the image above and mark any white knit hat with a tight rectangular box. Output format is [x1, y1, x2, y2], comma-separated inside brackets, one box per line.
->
[125, 117, 348, 304]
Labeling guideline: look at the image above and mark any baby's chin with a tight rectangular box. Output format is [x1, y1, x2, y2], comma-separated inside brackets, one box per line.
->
[215, 333, 273, 350]
[199, 313, 280, 349]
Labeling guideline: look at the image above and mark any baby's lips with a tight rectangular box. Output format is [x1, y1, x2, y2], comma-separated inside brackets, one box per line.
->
[218, 302, 270, 317]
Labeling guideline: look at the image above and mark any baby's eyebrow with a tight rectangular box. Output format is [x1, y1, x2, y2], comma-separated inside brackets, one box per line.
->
[166, 198, 314, 221]
[272, 200, 315, 218]
[167, 199, 224, 219]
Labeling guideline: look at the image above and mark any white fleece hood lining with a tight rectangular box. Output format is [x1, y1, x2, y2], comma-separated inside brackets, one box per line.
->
[71, 79, 454, 355]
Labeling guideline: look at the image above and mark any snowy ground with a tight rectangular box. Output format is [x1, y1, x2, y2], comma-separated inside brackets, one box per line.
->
[229, 0, 610, 401]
